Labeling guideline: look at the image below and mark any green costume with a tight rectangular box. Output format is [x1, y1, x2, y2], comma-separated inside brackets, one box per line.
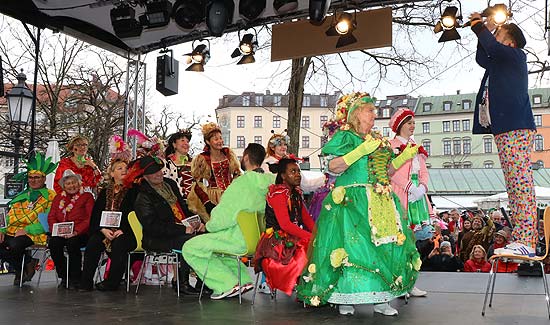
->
[182, 170, 274, 294]
[297, 130, 420, 306]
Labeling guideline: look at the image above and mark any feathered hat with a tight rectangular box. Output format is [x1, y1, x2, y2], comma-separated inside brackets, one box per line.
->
[13, 151, 58, 181]
[128, 129, 165, 158]
[109, 135, 132, 163]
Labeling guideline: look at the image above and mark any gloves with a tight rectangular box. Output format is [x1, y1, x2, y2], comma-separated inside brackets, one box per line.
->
[408, 184, 426, 202]
[342, 135, 382, 166]
[391, 144, 418, 170]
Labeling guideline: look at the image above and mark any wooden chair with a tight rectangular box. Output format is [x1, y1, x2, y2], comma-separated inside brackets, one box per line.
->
[482, 206, 550, 318]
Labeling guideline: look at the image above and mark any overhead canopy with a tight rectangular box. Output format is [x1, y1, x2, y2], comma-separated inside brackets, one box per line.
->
[0, 0, 424, 56]
[474, 186, 550, 210]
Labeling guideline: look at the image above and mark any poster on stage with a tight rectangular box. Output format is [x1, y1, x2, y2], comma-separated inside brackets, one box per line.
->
[100, 211, 122, 228]
[52, 221, 74, 237]
[0, 208, 6, 228]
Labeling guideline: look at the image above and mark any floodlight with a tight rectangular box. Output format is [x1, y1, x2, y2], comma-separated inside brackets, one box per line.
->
[139, 0, 172, 28]
[185, 40, 210, 72]
[239, 0, 266, 21]
[206, 0, 234, 37]
[172, 0, 205, 29]
[325, 12, 357, 48]
[273, 0, 298, 15]
[231, 31, 258, 65]
[309, 0, 331, 25]
[434, 1, 462, 43]
[110, 4, 142, 38]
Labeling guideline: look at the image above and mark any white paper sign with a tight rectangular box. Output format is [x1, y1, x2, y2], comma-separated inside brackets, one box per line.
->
[181, 215, 201, 229]
[100, 211, 122, 228]
[52, 221, 74, 237]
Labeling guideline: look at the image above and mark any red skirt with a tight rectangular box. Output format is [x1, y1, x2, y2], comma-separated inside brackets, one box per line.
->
[254, 230, 309, 296]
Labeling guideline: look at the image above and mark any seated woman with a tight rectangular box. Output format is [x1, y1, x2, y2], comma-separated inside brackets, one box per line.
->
[463, 245, 491, 273]
[487, 229, 518, 273]
[80, 152, 138, 291]
[48, 169, 94, 289]
[254, 158, 315, 296]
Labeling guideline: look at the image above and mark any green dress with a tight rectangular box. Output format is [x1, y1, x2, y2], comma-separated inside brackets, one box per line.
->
[296, 130, 421, 306]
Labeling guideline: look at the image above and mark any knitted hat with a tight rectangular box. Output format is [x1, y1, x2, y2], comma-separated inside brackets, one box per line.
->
[495, 229, 508, 239]
[389, 108, 414, 133]
[58, 169, 82, 187]
[440, 241, 451, 248]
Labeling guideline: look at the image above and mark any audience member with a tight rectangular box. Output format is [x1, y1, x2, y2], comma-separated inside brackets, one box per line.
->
[423, 241, 463, 272]
[463, 245, 491, 273]
[487, 229, 518, 273]
[460, 212, 495, 262]
[491, 210, 505, 232]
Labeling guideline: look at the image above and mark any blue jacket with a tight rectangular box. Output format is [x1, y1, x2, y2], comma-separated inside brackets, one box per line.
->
[472, 25, 535, 135]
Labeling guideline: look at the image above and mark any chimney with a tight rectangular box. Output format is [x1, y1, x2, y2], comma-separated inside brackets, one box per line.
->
[266, 90, 271, 95]
[456, 90, 460, 95]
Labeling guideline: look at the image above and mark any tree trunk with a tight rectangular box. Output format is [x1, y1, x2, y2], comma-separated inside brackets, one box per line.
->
[287, 56, 311, 156]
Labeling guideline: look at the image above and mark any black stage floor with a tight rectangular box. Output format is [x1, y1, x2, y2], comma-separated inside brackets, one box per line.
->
[0, 270, 548, 324]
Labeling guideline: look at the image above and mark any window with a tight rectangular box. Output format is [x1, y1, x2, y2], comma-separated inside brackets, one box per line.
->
[535, 115, 542, 127]
[383, 127, 390, 137]
[382, 108, 390, 118]
[222, 133, 230, 147]
[443, 101, 452, 111]
[453, 139, 461, 155]
[273, 116, 281, 128]
[320, 95, 328, 107]
[254, 116, 262, 128]
[274, 95, 281, 106]
[320, 115, 328, 127]
[463, 138, 471, 154]
[533, 95, 542, 105]
[443, 163, 453, 169]
[236, 136, 245, 148]
[242, 95, 250, 106]
[443, 121, 450, 132]
[254, 136, 262, 144]
[422, 140, 431, 156]
[453, 162, 462, 169]
[303, 95, 311, 106]
[422, 122, 430, 134]
[463, 162, 472, 169]
[535, 134, 544, 151]
[386, 99, 392, 106]
[255, 96, 263, 106]
[237, 116, 245, 128]
[402, 98, 408, 105]
[301, 116, 310, 128]
[443, 139, 451, 155]
[453, 120, 460, 132]
[462, 119, 470, 131]
[302, 136, 310, 148]
[462, 100, 472, 110]
[375, 100, 381, 107]
[483, 137, 493, 153]
[423, 103, 432, 112]
[484, 161, 494, 169]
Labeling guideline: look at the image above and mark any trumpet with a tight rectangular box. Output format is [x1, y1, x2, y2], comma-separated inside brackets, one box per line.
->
[462, 4, 512, 28]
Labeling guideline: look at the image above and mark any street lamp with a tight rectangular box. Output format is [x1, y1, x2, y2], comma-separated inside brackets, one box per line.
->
[6, 70, 33, 174]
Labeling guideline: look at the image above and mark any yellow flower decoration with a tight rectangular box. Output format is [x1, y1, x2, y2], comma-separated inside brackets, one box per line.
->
[397, 233, 406, 246]
[310, 296, 321, 306]
[308, 263, 316, 274]
[330, 248, 349, 268]
[332, 186, 346, 205]
[265, 227, 274, 235]
[412, 256, 422, 271]
[394, 275, 403, 286]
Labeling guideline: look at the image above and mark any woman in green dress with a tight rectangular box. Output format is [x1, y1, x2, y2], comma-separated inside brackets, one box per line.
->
[296, 92, 422, 316]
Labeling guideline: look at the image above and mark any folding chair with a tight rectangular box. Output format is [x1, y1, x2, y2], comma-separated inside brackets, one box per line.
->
[482, 206, 550, 318]
[199, 211, 261, 304]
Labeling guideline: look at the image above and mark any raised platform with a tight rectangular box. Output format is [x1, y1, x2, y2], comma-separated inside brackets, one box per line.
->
[0, 271, 548, 324]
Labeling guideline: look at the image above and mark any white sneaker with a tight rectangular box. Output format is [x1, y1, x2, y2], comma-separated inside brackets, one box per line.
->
[338, 304, 355, 315]
[373, 303, 398, 316]
[258, 282, 271, 295]
[210, 285, 240, 300]
[409, 286, 427, 297]
[494, 242, 536, 257]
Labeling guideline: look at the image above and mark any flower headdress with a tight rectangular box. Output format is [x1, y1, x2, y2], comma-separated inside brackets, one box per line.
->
[201, 122, 221, 138]
[13, 151, 58, 181]
[268, 130, 290, 147]
[128, 129, 165, 159]
[109, 135, 132, 164]
[324, 92, 375, 136]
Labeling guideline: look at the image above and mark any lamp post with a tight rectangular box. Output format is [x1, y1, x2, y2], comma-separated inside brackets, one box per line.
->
[6, 70, 33, 174]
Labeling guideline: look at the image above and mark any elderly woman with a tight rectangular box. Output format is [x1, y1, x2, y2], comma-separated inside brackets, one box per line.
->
[48, 169, 94, 289]
[54, 135, 102, 194]
[297, 92, 420, 316]
[164, 129, 194, 200]
[188, 122, 241, 221]
[463, 245, 491, 272]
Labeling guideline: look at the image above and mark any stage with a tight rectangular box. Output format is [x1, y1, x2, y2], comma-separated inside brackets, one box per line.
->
[0, 271, 548, 324]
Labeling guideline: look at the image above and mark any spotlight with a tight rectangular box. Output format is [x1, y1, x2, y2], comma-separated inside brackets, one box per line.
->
[326, 12, 357, 48]
[239, 0, 266, 21]
[434, 1, 462, 43]
[185, 40, 210, 72]
[309, 0, 331, 25]
[231, 31, 258, 65]
[139, 0, 173, 28]
[273, 0, 298, 15]
[110, 4, 142, 38]
[172, 0, 205, 29]
[489, 4, 511, 26]
[206, 0, 235, 37]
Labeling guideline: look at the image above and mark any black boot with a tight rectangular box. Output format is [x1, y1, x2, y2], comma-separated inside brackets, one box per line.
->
[173, 267, 199, 296]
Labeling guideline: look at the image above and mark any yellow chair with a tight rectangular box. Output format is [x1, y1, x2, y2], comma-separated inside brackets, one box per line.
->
[482, 206, 550, 318]
[127, 211, 145, 292]
[199, 210, 261, 304]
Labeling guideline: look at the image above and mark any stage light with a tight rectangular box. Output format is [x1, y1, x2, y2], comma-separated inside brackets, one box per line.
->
[172, 0, 205, 29]
[110, 4, 142, 38]
[273, 0, 298, 15]
[239, 0, 266, 21]
[325, 12, 357, 48]
[490, 4, 511, 26]
[434, 1, 462, 43]
[139, 0, 173, 28]
[309, 0, 331, 25]
[231, 31, 258, 65]
[185, 40, 210, 72]
[206, 0, 235, 37]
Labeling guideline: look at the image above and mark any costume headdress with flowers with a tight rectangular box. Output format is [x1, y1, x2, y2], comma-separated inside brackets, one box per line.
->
[268, 130, 290, 147]
[324, 92, 375, 137]
[201, 122, 222, 151]
[109, 135, 132, 164]
[128, 129, 165, 159]
[10, 152, 58, 206]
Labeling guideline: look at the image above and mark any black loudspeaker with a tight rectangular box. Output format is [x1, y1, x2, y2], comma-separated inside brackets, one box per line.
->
[156, 54, 179, 96]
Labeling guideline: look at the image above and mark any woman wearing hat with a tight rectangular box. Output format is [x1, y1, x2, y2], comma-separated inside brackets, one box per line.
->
[297, 92, 420, 316]
[487, 229, 518, 273]
[54, 135, 102, 194]
[164, 129, 194, 200]
[261, 131, 289, 173]
[48, 169, 94, 289]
